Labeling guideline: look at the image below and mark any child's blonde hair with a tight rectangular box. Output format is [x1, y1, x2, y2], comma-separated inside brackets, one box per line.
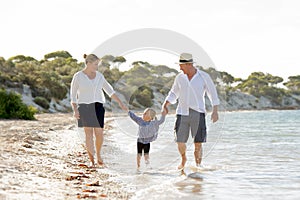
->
[145, 108, 156, 120]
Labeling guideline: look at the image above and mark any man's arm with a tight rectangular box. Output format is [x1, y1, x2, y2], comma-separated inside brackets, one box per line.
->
[162, 101, 171, 114]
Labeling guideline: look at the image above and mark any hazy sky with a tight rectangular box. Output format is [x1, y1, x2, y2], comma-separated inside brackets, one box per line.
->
[1, 0, 300, 81]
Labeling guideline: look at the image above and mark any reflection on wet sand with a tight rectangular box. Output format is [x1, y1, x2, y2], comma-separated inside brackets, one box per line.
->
[174, 170, 203, 194]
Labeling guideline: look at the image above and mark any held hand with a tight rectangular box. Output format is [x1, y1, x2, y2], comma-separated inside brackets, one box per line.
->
[161, 107, 168, 116]
[162, 101, 170, 115]
[111, 94, 129, 112]
[211, 111, 219, 123]
[119, 102, 129, 112]
[73, 110, 80, 119]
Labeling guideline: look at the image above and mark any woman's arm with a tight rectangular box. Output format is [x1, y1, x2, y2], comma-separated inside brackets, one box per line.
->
[102, 77, 128, 112]
[70, 73, 80, 119]
[111, 93, 128, 111]
[71, 102, 80, 119]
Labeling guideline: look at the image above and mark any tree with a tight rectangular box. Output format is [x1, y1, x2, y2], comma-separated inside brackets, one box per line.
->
[36, 71, 68, 100]
[236, 72, 268, 96]
[101, 55, 115, 62]
[113, 56, 126, 63]
[129, 86, 154, 108]
[44, 51, 72, 60]
[220, 71, 235, 86]
[8, 55, 37, 63]
[151, 65, 178, 76]
[284, 75, 300, 94]
[103, 68, 124, 85]
[111, 56, 126, 69]
[264, 73, 283, 86]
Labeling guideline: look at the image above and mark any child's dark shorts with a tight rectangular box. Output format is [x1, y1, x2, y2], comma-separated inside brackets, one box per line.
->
[137, 141, 150, 155]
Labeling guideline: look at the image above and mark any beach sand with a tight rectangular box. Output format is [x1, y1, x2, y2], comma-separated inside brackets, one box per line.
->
[0, 113, 132, 200]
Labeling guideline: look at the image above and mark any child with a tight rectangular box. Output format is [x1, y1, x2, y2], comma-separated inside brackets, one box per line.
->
[128, 108, 167, 169]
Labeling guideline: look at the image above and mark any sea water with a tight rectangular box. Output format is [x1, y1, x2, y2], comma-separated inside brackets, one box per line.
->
[106, 110, 300, 200]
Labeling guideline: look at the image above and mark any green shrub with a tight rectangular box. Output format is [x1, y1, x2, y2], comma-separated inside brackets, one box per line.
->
[0, 89, 36, 119]
[34, 96, 50, 109]
[136, 87, 154, 107]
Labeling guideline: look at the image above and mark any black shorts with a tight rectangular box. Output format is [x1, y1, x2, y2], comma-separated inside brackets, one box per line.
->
[77, 102, 105, 128]
[137, 142, 150, 155]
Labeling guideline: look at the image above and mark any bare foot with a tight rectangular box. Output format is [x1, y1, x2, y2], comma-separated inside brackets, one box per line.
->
[96, 158, 108, 168]
[96, 156, 103, 164]
[195, 156, 202, 167]
[97, 160, 105, 166]
[177, 164, 184, 170]
[89, 162, 96, 168]
[177, 155, 187, 170]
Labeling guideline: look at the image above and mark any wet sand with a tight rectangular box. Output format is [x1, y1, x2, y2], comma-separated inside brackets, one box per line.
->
[0, 113, 132, 200]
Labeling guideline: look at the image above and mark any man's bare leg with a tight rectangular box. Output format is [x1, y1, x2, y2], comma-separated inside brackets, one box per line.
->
[194, 142, 202, 166]
[94, 128, 104, 166]
[177, 142, 187, 169]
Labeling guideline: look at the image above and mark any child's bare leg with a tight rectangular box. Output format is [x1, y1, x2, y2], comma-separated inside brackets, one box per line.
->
[137, 154, 142, 169]
[144, 143, 150, 166]
[144, 153, 150, 165]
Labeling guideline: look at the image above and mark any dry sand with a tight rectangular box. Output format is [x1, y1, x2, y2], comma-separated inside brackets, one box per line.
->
[0, 113, 133, 200]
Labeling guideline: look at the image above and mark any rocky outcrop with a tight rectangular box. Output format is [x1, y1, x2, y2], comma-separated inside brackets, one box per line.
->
[220, 90, 300, 111]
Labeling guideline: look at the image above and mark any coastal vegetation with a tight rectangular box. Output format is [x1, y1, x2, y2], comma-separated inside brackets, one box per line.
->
[0, 89, 36, 119]
[0, 50, 299, 119]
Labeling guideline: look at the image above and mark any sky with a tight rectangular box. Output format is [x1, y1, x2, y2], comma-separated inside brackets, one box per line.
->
[1, 0, 300, 81]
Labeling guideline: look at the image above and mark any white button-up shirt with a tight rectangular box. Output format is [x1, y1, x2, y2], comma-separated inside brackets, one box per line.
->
[70, 71, 115, 104]
[165, 69, 220, 115]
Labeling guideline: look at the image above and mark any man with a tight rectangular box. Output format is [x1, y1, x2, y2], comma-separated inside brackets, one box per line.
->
[162, 53, 220, 169]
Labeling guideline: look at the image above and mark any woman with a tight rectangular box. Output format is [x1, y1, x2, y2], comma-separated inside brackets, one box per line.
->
[70, 54, 127, 167]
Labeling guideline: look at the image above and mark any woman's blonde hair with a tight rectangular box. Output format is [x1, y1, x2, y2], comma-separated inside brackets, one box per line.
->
[83, 54, 99, 64]
[145, 108, 156, 120]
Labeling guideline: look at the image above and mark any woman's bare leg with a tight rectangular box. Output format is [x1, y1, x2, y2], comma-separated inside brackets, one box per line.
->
[94, 127, 104, 165]
[84, 127, 95, 166]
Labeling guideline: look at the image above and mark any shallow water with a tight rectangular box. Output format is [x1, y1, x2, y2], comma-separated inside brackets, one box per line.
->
[107, 110, 300, 200]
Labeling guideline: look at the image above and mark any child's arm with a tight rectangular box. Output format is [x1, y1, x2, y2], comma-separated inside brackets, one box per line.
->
[128, 111, 144, 125]
[156, 107, 167, 125]
[157, 115, 166, 125]
[155, 109, 166, 125]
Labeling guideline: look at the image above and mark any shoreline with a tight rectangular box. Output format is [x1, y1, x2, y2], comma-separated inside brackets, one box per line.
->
[0, 113, 133, 200]
[1, 109, 299, 199]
